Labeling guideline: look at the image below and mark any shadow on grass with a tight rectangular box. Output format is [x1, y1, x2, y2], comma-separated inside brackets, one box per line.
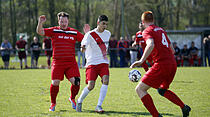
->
[174, 80, 194, 83]
[84, 110, 174, 116]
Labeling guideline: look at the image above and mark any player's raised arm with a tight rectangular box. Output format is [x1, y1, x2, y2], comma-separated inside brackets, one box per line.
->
[83, 24, 90, 34]
[36, 15, 46, 36]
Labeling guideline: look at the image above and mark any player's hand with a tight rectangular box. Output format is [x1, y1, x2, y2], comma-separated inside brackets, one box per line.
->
[130, 60, 143, 68]
[83, 24, 90, 34]
[38, 15, 46, 24]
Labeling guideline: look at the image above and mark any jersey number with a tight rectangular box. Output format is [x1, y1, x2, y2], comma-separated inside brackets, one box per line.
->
[161, 33, 169, 48]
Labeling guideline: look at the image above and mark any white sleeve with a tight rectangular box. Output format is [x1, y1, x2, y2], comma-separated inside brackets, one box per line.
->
[81, 32, 91, 46]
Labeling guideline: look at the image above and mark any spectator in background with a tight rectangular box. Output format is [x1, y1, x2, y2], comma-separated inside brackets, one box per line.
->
[181, 45, 189, 66]
[76, 42, 85, 68]
[129, 35, 138, 65]
[203, 36, 210, 67]
[1, 39, 12, 69]
[173, 42, 181, 66]
[31, 36, 41, 68]
[189, 41, 201, 66]
[16, 35, 28, 69]
[43, 36, 52, 69]
[117, 37, 128, 67]
[109, 35, 118, 67]
[124, 36, 130, 66]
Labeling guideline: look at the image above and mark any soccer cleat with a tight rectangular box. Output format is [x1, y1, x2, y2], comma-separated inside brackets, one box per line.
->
[182, 105, 191, 117]
[69, 98, 76, 109]
[95, 105, 104, 113]
[158, 114, 163, 117]
[76, 102, 82, 112]
[49, 103, 56, 112]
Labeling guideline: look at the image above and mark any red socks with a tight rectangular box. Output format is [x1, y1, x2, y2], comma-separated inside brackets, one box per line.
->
[141, 94, 159, 117]
[70, 85, 80, 100]
[164, 90, 185, 108]
[50, 84, 59, 104]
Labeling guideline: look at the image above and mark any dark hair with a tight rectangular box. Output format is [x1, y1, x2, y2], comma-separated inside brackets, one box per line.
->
[57, 12, 69, 20]
[98, 15, 108, 22]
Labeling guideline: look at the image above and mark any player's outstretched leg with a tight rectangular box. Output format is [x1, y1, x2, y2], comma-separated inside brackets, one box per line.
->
[157, 88, 191, 116]
[76, 86, 90, 112]
[136, 82, 161, 117]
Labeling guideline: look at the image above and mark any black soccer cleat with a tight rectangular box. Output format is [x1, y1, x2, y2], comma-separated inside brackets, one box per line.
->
[158, 114, 163, 117]
[182, 105, 191, 117]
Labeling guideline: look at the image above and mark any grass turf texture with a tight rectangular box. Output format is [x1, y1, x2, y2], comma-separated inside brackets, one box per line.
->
[0, 67, 209, 117]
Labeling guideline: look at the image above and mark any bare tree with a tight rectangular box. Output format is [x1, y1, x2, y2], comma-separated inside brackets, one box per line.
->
[74, 0, 82, 31]
[0, 0, 2, 44]
[48, 0, 56, 26]
[10, 0, 16, 48]
[85, 0, 90, 24]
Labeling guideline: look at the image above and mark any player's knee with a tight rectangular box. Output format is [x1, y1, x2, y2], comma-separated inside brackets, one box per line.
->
[52, 80, 60, 86]
[87, 82, 95, 91]
[157, 88, 167, 96]
[102, 75, 109, 85]
[74, 77, 80, 86]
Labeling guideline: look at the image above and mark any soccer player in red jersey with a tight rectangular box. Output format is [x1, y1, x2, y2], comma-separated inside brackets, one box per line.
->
[130, 11, 191, 117]
[43, 36, 52, 69]
[16, 35, 28, 69]
[132, 22, 153, 72]
[36, 12, 90, 111]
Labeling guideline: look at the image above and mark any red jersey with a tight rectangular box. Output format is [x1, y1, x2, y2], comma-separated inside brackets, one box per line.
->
[143, 24, 175, 64]
[43, 38, 52, 49]
[44, 26, 84, 61]
[136, 31, 146, 50]
[16, 40, 27, 49]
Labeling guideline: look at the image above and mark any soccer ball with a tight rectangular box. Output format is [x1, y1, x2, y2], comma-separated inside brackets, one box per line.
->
[128, 69, 141, 82]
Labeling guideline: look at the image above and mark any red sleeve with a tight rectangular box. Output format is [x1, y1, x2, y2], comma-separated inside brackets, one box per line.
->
[44, 27, 54, 37]
[142, 29, 153, 41]
[76, 31, 84, 42]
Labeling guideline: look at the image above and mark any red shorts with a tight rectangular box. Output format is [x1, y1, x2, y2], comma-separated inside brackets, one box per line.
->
[85, 63, 109, 84]
[141, 63, 177, 89]
[51, 61, 80, 81]
[18, 51, 26, 60]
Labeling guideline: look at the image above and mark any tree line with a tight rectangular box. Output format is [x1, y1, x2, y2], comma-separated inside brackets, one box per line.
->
[0, 0, 209, 48]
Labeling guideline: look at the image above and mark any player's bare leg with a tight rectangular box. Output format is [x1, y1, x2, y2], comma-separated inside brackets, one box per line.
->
[136, 81, 162, 117]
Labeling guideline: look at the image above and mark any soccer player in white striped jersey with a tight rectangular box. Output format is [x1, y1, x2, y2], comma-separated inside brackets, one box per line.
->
[76, 15, 111, 113]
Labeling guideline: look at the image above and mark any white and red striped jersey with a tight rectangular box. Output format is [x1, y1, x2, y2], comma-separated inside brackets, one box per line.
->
[81, 28, 111, 66]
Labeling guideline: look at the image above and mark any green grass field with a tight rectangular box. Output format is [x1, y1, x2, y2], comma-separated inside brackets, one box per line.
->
[0, 64, 210, 116]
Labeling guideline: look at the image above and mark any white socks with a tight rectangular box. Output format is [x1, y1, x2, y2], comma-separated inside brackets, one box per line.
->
[97, 84, 108, 106]
[77, 84, 108, 106]
[77, 86, 90, 103]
